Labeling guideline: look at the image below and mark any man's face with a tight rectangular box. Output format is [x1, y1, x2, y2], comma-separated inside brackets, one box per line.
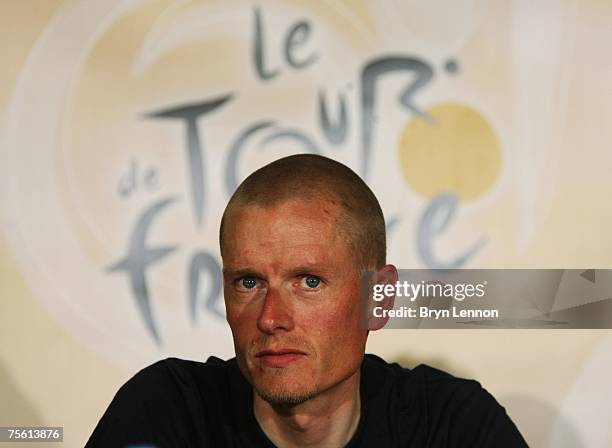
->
[222, 198, 368, 405]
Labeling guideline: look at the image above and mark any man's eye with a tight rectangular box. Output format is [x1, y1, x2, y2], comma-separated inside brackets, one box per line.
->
[302, 276, 321, 289]
[239, 277, 258, 290]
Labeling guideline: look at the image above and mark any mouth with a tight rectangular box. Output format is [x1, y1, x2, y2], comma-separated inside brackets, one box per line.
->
[255, 349, 307, 368]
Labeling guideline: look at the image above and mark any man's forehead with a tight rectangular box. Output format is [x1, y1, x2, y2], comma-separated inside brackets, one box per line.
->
[222, 251, 339, 277]
[221, 198, 348, 262]
[224, 197, 342, 229]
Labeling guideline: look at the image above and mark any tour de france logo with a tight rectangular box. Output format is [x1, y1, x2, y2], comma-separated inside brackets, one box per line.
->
[2, 1, 503, 366]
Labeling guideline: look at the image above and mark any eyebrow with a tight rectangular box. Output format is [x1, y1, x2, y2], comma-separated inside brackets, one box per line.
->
[222, 268, 261, 279]
[285, 265, 335, 277]
[223, 264, 336, 279]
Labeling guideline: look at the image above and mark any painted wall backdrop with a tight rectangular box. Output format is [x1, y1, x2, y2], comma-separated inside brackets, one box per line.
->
[1, 0, 611, 446]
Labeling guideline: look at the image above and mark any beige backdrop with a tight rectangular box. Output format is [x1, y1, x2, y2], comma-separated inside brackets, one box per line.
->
[2, 1, 612, 446]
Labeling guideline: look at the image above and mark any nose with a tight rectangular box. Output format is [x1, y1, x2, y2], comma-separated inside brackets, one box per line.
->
[257, 285, 294, 334]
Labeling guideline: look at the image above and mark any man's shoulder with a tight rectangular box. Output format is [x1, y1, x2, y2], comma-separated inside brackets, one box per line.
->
[413, 363, 488, 401]
[121, 356, 238, 399]
[86, 357, 245, 447]
[136, 355, 235, 378]
[363, 353, 492, 401]
[139, 355, 234, 372]
[127, 356, 236, 384]
[361, 354, 527, 447]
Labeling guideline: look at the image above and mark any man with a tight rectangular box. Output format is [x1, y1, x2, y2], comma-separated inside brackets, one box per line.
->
[87, 154, 526, 447]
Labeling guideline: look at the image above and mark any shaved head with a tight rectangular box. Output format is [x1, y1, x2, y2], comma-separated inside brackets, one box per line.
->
[220, 154, 386, 269]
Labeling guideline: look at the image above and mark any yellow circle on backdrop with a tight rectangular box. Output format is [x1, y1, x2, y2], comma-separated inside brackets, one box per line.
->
[398, 103, 501, 201]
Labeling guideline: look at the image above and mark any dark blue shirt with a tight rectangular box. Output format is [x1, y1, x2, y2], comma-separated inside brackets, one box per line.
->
[86, 354, 527, 447]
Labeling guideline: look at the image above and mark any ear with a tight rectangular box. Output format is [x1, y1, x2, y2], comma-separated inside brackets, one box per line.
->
[366, 264, 398, 331]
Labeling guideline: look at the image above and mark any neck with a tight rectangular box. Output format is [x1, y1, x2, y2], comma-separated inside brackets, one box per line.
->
[253, 370, 362, 448]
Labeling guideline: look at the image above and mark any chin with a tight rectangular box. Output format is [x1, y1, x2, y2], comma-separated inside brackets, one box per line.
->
[255, 384, 318, 406]
[253, 374, 319, 406]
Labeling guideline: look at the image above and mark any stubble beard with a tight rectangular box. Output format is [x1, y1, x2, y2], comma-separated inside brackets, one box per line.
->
[253, 369, 320, 406]
[256, 387, 318, 406]
[242, 336, 320, 406]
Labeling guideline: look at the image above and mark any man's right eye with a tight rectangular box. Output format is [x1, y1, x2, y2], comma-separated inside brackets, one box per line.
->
[238, 277, 258, 290]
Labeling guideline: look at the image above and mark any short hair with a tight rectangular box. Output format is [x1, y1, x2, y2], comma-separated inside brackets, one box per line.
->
[219, 154, 386, 269]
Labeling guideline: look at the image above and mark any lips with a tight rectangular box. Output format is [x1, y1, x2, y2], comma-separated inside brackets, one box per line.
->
[255, 349, 307, 368]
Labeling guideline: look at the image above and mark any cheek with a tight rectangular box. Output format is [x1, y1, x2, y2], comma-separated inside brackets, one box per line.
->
[225, 293, 253, 324]
[328, 293, 366, 349]
[225, 307, 252, 345]
[322, 288, 362, 328]
[305, 299, 364, 352]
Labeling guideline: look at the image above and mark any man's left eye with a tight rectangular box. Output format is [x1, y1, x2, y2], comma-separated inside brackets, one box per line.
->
[302, 276, 321, 288]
